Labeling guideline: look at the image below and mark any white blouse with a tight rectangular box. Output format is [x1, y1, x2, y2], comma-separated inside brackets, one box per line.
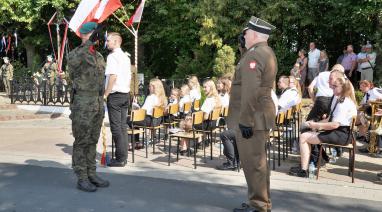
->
[179, 95, 191, 112]
[201, 96, 216, 114]
[142, 94, 159, 116]
[330, 96, 357, 126]
[278, 88, 299, 112]
[190, 88, 201, 101]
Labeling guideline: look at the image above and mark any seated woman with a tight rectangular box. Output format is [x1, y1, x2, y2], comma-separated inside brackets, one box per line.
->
[217, 77, 231, 108]
[277, 76, 300, 112]
[357, 80, 382, 142]
[188, 75, 201, 102]
[178, 84, 192, 117]
[129, 78, 167, 128]
[289, 76, 357, 177]
[164, 88, 180, 122]
[179, 79, 221, 154]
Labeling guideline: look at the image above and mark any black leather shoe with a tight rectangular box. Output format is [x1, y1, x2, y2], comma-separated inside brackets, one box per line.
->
[233, 203, 261, 212]
[77, 179, 97, 192]
[289, 165, 301, 172]
[89, 175, 110, 187]
[216, 162, 237, 171]
[289, 169, 308, 178]
[108, 159, 127, 167]
[358, 148, 370, 153]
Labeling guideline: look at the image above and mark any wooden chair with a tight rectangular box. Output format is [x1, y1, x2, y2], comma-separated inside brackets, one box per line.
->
[217, 107, 229, 156]
[163, 103, 180, 148]
[283, 108, 294, 159]
[125, 109, 146, 163]
[168, 111, 204, 169]
[316, 116, 357, 183]
[269, 112, 285, 169]
[193, 99, 200, 111]
[202, 108, 222, 161]
[136, 106, 165, 158]
[176, 102, 192, 121]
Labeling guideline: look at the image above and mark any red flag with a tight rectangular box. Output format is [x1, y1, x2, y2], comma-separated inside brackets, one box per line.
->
[69, 0, 122, 37]
[126, 0, 146, 27]
[95, 0, 122, 23]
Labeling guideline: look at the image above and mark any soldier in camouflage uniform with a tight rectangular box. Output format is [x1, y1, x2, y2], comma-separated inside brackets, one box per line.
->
[68, 22, 109, 192]
[41, 55, 58, 86]
[0, 57, 14, 95]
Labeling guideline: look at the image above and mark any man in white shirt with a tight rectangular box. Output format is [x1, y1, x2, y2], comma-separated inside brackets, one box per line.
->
[307, 42, 321, 86]
[358, 44, 377, 82]
[104, 32, 131, 167]
[307, 69, 333, 121]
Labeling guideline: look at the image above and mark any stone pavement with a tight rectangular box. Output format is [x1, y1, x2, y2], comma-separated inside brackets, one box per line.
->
[1, 93, 382, 211]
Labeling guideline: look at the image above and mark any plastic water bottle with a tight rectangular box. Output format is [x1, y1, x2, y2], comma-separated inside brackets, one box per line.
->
[330, 148, 337, 163]
[309, 162, 316, 179]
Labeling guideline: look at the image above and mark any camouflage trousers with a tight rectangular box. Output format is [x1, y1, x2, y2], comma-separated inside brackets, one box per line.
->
[71, 106, 104, 180]
[3, 77, 10, 95]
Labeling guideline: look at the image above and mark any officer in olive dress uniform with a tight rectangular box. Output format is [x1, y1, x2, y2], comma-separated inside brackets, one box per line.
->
[228, 17, 277, 212]
[68, 22, 109, 192]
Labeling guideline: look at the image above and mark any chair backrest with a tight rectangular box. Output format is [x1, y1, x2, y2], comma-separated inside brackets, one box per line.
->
[193, 99, 200, 111]
[286, 108, 293, 120]
[152, 106, 165, 118]
[276, 112, 285, 125]
[209, 107, 221, 121]
[183, 102, 192, 113]
[132, 109, 146, 122]
[221, 107, 229, 117]
[192, 111, 204, 125]
[168, 103, 179, 115]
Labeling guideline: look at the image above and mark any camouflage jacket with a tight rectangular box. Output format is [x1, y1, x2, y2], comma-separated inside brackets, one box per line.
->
[68, 41, 106, 110]
[41, 62, 58, 78]
[0, 64, 14, 79]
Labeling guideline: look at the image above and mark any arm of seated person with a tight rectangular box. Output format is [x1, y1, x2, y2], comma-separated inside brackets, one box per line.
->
[306, 121, 340, 131]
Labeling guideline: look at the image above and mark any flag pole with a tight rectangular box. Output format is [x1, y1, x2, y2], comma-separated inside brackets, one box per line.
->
[112, 13, 134, 35]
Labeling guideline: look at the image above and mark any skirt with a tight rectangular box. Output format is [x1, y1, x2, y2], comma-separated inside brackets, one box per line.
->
[317, 126, 352, 145]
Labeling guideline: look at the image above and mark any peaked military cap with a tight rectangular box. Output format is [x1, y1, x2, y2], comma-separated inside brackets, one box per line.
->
[79, 22, 98, 34]
[243, 16, 276, 35]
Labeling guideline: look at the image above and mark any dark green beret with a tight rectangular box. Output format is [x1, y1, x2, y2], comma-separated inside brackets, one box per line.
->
[79, 22, 98, 34]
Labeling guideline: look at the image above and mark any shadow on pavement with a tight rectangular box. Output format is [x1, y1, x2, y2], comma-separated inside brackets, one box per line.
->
[0, 163, 381, 212]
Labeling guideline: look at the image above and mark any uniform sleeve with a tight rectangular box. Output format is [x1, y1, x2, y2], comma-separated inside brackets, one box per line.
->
[9, 65, 13, 79]
[239, 52, 262, 127]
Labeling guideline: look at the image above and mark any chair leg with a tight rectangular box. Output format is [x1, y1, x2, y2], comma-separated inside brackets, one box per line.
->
[352, 149, 355, 183]
[210, 131, 213, 160]
[219, 128, 222, 156]
[132, 134, 135, 163]
[168, 135, 172, 166]
[278, 130, 281, 167]
[194, 137, 197, 169]
[111, 138, 115, 160]
[316, 145, 323, 180]
[176, 137, 180, 162]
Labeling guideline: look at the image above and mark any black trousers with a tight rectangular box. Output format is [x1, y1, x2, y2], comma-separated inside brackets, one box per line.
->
[306, 96, 332, 122]
[107, 92, 130, 162]
[220, 129, 239, 164]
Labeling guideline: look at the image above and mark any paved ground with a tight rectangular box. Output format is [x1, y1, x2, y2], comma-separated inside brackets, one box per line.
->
[1, 163, 382, 212]
[1, 93, 382, 211]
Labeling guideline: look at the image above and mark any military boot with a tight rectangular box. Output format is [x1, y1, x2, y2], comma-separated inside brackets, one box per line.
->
[77, 179, 97, 192]
[89, 175, 110, 187]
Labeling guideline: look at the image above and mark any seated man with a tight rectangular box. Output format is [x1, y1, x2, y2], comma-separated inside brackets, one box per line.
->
[216, 129, 239, 170]
[277, 75, 300, 112]
[289, 76, 357, 177]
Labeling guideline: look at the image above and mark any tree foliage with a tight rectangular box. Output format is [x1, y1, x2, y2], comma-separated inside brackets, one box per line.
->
[0, 0, 381, 81]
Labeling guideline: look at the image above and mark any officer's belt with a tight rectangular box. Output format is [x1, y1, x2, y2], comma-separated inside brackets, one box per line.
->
[73, 89, 103, 96]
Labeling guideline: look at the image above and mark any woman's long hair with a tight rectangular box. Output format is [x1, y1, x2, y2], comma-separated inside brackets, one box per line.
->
[150, 78, 168, 107]
[188, 75, 201, 91]
[289, 75, 302, 98]
[336, 77, 357, 105]
[203, 79, 221, 109]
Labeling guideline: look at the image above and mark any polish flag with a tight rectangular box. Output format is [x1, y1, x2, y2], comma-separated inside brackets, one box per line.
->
[69, 0, 122, 36]
[126, 0, 146, 27]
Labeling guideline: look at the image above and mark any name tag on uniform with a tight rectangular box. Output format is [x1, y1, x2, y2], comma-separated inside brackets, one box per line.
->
[249, 61, 256, 70]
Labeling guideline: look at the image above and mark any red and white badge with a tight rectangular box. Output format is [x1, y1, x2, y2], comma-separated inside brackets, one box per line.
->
[249, 61, 256, 70]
